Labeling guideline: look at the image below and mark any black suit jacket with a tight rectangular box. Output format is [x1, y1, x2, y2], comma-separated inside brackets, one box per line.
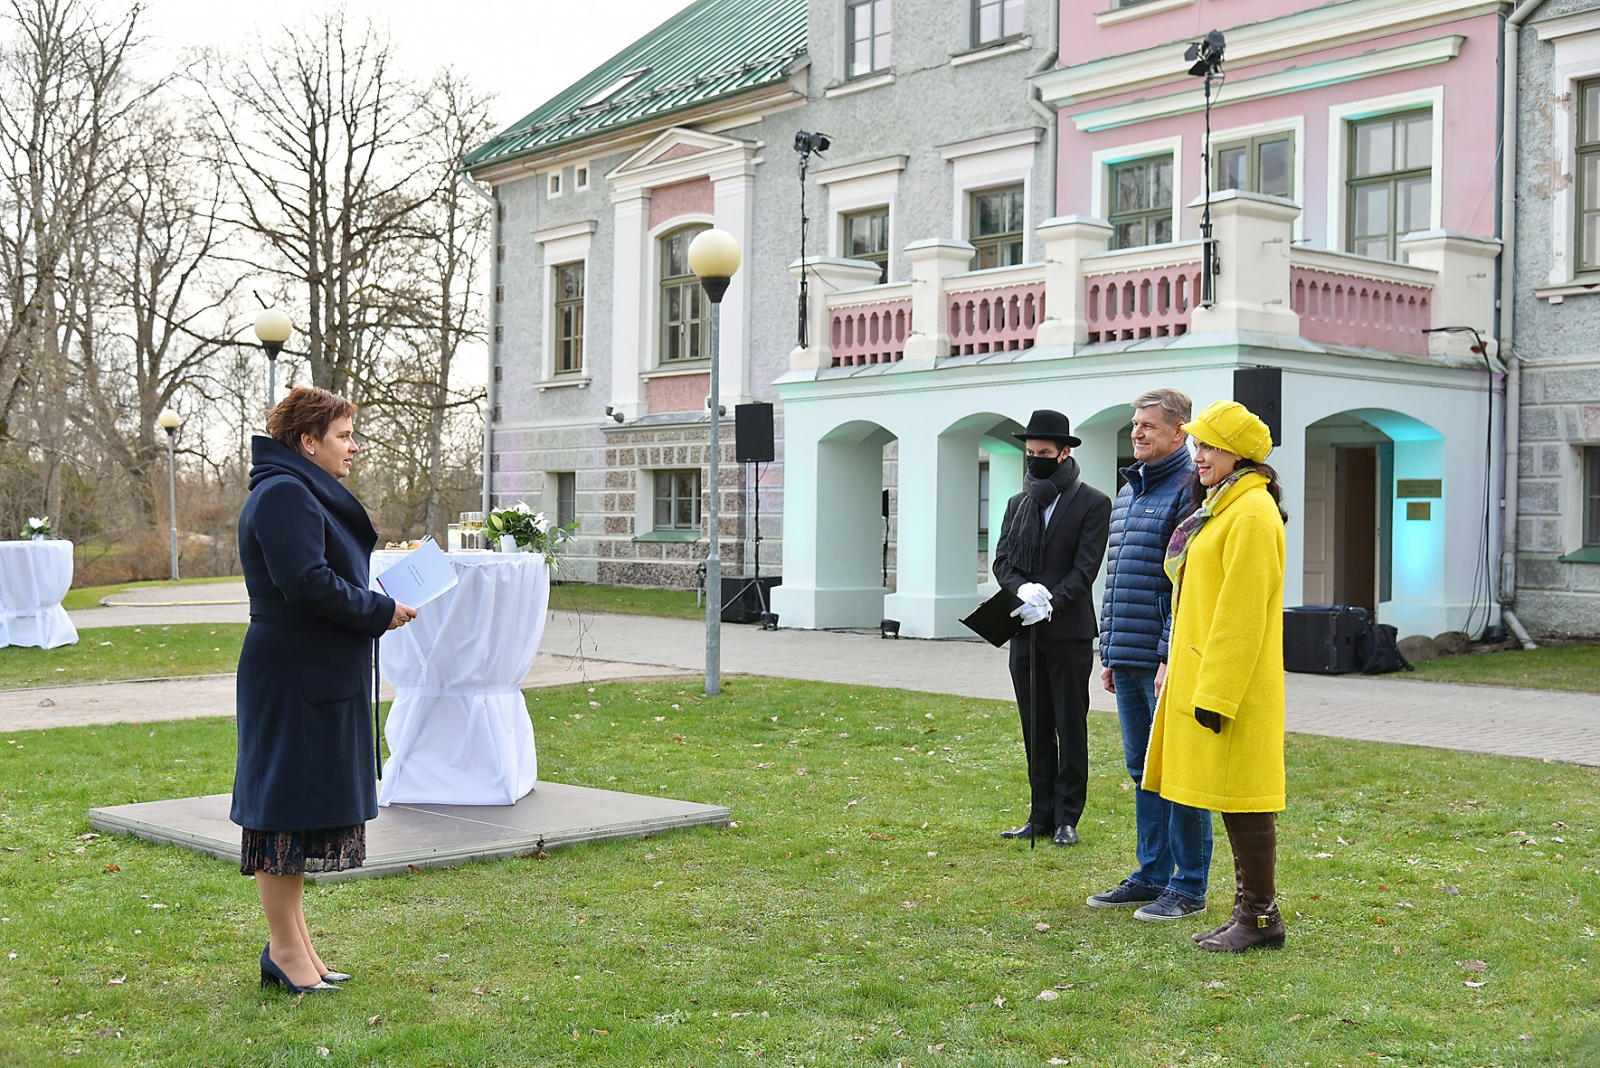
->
[992, 480, 1113, 641]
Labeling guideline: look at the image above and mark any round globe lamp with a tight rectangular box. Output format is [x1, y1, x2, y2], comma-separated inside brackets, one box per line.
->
[687, 228, 741, 303]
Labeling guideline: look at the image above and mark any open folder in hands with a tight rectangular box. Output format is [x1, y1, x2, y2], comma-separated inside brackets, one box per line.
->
[375, 538, 458, 609]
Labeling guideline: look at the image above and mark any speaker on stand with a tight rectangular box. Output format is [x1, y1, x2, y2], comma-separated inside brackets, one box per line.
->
[725, 403, 779, 627]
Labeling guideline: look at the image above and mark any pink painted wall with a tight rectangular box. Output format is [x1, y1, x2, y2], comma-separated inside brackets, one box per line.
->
[1055, 9, 1503, 247]
[645, 372, 709, 415]
[649, 177, 715, 230]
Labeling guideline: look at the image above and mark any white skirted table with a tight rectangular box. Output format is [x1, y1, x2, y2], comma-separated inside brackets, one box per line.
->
[0, 540, 77, 649]
[370, 551, 550, 806]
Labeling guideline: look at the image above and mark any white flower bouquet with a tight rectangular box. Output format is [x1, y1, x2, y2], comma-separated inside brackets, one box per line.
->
[22, 515, 53, 540]
[485, 501, 574, 567]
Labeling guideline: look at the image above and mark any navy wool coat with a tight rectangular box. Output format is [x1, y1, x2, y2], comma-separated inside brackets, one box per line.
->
[1097, 445, 1197, 670]
[231, 435, 396, 832]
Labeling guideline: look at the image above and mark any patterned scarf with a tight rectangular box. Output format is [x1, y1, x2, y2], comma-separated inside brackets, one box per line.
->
[1163, 469, 1265, 618]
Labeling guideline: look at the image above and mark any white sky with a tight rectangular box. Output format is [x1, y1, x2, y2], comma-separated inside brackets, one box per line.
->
[142, 0, 699, 131]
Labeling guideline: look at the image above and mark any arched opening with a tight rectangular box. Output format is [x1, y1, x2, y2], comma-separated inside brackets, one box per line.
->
[1302, 409, 1443, 612]
[811, 419, 897, 626]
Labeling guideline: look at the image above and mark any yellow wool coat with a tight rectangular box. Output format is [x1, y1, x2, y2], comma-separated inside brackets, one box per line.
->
[1142, 472, 1287, 813]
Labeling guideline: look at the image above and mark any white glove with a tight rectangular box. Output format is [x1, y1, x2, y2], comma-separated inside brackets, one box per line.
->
[1017, 582, 1053, 609]
[1011, 599, 1051, 626]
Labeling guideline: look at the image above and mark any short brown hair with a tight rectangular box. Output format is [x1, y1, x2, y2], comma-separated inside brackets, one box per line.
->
[267, 386, 357, 452]
[1132, 387, 1192, 427]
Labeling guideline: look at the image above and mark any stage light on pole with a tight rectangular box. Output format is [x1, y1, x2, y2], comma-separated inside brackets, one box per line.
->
[689, 227, 742, 698]
[157, 408, 183, 581]
[1185, 30, 1226, 307]
[254, 308, 292, 409]
[792, 131, 830, 350]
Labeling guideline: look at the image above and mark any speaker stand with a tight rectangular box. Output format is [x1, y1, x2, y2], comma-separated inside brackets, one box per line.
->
[724, 461, 777, 628]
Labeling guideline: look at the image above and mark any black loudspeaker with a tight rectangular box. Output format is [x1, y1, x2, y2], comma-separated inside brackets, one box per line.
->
[1284, 606, 1370, 674]
[1233, 366, 1282, 446]
[735, 403, 775, 463]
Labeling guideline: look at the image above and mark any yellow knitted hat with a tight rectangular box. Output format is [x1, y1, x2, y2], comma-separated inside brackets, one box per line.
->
[1183, 400, 1273, 463]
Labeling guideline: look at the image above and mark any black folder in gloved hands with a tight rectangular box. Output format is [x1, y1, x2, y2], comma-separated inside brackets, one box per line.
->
[960, 588, 1025, 647]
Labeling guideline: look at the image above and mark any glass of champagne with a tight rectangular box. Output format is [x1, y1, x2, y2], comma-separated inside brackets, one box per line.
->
[447, 523, 462, 552]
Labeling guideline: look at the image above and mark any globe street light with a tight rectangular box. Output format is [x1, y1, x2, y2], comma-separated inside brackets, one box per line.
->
[157, 408, 183, 581]
[254, 308, 293, 410]
[687, 228, 741, 698]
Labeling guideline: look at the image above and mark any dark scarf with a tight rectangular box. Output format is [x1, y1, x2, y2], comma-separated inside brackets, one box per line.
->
[1008, 454, 1080, 574]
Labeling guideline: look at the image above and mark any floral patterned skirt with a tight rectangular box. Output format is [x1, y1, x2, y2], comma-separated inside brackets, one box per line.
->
[240, 823, 366, 876]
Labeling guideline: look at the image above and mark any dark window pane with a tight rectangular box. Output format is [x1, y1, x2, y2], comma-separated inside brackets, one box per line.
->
[1259, 139, 1290, 196]
[1149, 158, 1173, 208]
[1585, 211, 1600, 271]
[1152, 216, 1172, 245]
[1114, 220, 1141, 248]
[1587, 84, 1600, 145]
[1114, 163, 1145, 213]
[1217, 145, 1247, 190]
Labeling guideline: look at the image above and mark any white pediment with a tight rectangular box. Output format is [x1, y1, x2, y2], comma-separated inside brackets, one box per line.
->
[608, 127, 758, 192]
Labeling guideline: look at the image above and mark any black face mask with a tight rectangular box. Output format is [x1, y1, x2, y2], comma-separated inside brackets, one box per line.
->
[1026, 454, 1061, 480]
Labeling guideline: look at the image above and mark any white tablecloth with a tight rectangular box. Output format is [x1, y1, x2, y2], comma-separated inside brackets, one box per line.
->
[0, 540, 77, 649]
[371, 551, 549, 806]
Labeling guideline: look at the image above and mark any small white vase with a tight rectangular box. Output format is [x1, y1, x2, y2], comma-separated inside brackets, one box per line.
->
[499, 535, 523, 553]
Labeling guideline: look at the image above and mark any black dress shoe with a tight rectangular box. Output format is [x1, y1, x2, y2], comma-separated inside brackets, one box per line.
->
[1053, 825, 1079, 847]
[1000, 822, 1042, 839]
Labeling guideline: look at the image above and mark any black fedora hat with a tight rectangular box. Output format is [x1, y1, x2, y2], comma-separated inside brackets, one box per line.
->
[1013, 409, 1081, 447]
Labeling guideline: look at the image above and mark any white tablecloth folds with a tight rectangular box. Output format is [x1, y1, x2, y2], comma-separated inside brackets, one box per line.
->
[371, 551, 549, 806]
[0, 540, 77, 649]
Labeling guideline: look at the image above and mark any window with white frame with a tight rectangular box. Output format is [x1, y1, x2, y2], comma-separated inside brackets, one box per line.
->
[556, 472, 576, 529]
[1586, 446, 1600, 547]
[1108, 155, 1173, 249]
[1346, 110, 1431, 261]
[970, 185, 1025, 268]
[576, 165, 590, 190]
[973, 0, 1022, 46]
[847, 0, 891, 78]
[548, 172, 562, 197]
[659, 226, 710, 363]
[1577, 79, 1600, 274]
[553, 263, 585, 373]
[844, 207, 890, 283]
[654, 469, 701, 531]
[1215, 131, 1294, 198]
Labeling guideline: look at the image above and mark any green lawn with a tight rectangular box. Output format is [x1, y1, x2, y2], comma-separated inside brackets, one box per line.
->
[1, 678, 1596, 1066]
[0, 624, 245, 690]
[63, 577, 243, 613]
[549, 581, 704, 620]
[1402, 641, 1600, 694]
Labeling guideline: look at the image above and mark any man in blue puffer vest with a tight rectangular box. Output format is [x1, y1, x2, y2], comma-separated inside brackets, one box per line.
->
[1087, 388, 1215, 923]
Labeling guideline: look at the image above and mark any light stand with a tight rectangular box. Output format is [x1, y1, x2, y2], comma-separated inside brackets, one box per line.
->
[689, 229, 743, 697]
[1186, 31, 1226, 307]
[793, 131, 830, 349]
[157, 408, 182, 580]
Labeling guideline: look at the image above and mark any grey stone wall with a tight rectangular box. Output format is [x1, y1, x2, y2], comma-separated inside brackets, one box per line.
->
[488, 0, 1055, 591]
[1511, 0, 1600, 636]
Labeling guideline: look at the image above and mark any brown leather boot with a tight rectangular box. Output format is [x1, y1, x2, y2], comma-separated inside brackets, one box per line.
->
[1193, 821, 1242, 944]
[1198, 812, 1285, 953]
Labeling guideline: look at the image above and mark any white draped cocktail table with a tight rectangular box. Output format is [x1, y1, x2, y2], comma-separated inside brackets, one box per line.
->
[0, 540, 77, 649]
[370, 551, 549, 806]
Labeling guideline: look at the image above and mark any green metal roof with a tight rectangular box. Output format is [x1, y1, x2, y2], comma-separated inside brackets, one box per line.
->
[464, 0, 807, 172]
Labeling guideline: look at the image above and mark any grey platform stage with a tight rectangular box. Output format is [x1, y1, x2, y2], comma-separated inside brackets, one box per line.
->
[88, 783, 730, 883]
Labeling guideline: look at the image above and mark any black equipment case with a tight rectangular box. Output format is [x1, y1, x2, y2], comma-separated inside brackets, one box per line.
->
[1283, 605, 1371, 674]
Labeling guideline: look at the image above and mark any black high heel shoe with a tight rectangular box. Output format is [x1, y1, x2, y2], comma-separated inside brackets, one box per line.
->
[260, 944, 341, 994]
[321, 970, 351, 983]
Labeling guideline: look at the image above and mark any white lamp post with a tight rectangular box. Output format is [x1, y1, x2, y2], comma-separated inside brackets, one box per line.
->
[687, 228, 741, 698]
[254, 308, 293, 409]
[157, 408, 183, 581]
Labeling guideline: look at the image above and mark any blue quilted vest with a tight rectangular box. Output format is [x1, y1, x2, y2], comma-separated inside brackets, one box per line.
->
[1098, 445, 1197, 670]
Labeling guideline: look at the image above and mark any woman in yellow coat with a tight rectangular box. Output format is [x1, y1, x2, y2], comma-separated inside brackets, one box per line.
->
[1143, 400, 1288, 952]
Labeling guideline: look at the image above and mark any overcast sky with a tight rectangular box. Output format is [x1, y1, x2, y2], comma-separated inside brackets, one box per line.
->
[142, 0, 699, 131]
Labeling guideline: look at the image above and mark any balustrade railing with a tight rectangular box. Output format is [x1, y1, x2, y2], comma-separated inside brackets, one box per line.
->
[1084, 260, 1203, 343]
[946, 281, 1046, 356]
[830, 298, 912, 367]
[1290, 261, 1431, 356]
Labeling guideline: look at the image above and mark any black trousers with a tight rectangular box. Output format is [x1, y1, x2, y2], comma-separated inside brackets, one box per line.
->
[1008, 634, 1094, 828]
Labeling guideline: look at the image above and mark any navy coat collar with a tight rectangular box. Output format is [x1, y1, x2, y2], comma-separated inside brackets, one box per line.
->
[248, 435, 378, 546]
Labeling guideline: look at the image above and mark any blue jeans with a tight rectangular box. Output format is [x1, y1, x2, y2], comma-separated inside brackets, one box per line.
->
[1113, 666, 1213, 902]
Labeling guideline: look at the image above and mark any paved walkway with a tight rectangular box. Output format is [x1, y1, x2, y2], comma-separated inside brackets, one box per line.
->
[20, 599, 1598, 767]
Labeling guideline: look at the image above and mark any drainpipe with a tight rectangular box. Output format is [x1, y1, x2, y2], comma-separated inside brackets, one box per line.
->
[1498, 0, 1547, 649]
[1027, 0, 1060, 224]
[467, 175, 502, 517]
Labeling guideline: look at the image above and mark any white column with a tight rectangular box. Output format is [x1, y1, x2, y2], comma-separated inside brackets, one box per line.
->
[608, 189, 651, 420]
[1187, 190, 1300, 337]
[885, 424, 983, 638]
[714, 172, 755, 406]
[1396, 230, 1502, 360]
[787, 256, 886, 371]
[1035, 216, 1114, 347]
[901, 238, 975, 363]
[979, 433, 1023, 597]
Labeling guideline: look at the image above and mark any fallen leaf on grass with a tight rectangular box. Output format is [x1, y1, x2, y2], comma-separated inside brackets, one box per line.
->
[38, 698, 54, 707]
[1035, 922, 1051, 932]
[317, 1047, 329, 1058]
[1035, 990, 1059, 1002]
[868, 832, 895, 841]
[1288, 1013, 1308, 1022]
[1204, 980, 1225, 989]
[992, 996, 1005, 1008]
[368, 1015, 381, 1026]
[755, 763, 773, 770]
[1465, 980, 1487, 988]
[77, 833, 99, 842]
[794, 768, 807, 776]
[1462, 960, 1488, 972]
[106, 975, 125, 985]
[1372, 916, 1389, 926]
[471, 986, 486, 995]
[927, 1042, 946, 1052]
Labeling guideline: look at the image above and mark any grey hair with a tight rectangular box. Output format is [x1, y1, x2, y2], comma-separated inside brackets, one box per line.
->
[1132, 388, 1192, 427]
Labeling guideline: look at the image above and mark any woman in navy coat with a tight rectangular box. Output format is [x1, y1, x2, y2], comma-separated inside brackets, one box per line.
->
[232, 386, 416, 994]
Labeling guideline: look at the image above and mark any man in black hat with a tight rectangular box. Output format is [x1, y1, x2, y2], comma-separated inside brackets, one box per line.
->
[992, 409, 1112, 846]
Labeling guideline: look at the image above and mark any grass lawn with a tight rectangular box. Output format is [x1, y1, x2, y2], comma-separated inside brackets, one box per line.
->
[0, 625, 245, 690]
[1, 679, 1597, 1066]
[549, 582, 704, 620]
[1402, 642, 1600, 694]
[63, 577, 243, 613]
